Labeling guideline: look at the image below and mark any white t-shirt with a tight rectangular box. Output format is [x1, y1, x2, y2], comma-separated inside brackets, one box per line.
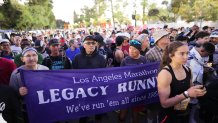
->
[10, 45, 22, 56]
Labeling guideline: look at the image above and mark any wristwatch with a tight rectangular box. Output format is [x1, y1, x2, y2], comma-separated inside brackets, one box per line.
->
[183, 91, 189, 98]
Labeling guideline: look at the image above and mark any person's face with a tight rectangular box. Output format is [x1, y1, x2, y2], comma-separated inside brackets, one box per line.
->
[123, 37, 129, 43]
[171, 31, 178, 36]
[37, 35, 43, 41]
[60, 41, 65, 46]
[198, 36, 210, 44]
[73, 41, 79, 48]
[77, 38, 81, 42]
[200, 47, 211, 57]
[158, 35, 170, 49]
[192, 25, 199, 32]
[210, 37, 218, 45]
[49, 44, 60, 55]
[142, 37, 149, 48]
[171, 45, 189, 65]
[83, 40, 96, 53]
[14, 36, 21, 46]
[21, 51, 38, 67]
[129, 46, 140, 59]
[21, 41, 31, 50]
[1, 42, 10, 52]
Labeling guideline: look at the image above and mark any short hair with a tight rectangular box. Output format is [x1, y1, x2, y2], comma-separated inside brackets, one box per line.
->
[69, 39, 75, 45]
[163, 25, 168, 29]
[203, 26, 209, 30]
[176, 35, 189, 42]
[21, 38, 30, 43]
[115, 36, 124, 46]
[195, 31, 210, 39]
[141, 29, 149, 34]
[172, 29, 178, 32]
[202, 42, 215, 54]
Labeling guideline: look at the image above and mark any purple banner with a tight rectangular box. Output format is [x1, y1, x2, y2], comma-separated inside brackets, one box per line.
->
[21, 62, 160, 123]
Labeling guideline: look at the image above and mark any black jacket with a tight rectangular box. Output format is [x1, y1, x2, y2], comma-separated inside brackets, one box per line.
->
[0, 85, 24, 123]
[72, 47, 106, 69]
[42, 55, 72, 70]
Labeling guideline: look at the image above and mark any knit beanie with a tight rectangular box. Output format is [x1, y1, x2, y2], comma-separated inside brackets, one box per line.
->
[129, 40, 142, 51]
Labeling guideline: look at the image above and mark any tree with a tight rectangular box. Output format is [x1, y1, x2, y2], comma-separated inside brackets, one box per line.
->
[75, 0, 107, 27]
[28, 0, 56, 29]
[0, 0, 22, 29]
[148, 2, 175, 23]
[170, 0, 218, 22]
[112, 0, 131, 25]
[0, 0, 56, 30]
[141, 0, 148, 24]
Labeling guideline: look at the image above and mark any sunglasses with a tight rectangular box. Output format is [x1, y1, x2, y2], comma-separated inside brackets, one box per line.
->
[130, 40, 141, 45]
[84, 41, 96, 45]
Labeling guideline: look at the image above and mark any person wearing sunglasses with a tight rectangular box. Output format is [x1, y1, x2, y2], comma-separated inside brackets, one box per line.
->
[72, 35, 106, 123]
[72, 35, 106, 69]
[119, 40, 147, 123]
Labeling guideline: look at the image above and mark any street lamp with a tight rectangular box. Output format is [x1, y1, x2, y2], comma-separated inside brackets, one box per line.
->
[132, 1, 137, 27]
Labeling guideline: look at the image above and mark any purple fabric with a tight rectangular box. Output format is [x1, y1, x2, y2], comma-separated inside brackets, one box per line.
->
[21, 62, 160, 123]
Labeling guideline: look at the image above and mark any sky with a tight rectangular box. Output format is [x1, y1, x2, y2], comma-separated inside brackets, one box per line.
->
[52, 0, 167, 23]
[52, 0, 93, 23]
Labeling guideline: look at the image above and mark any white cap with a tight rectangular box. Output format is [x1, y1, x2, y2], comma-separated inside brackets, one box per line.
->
[116, 32, 130, 39]
[210, 31, 218, 38]
[36, 32, 42, 37]
[0, 39, 10, 44]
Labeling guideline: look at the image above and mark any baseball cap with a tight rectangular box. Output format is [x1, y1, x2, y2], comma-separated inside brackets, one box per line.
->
[94, 35, 104, 44]
[210, 31, 218, 38]
[0, 39, 10, 44]
[83, 35, 97, 42]
[49, 39, 60, 46]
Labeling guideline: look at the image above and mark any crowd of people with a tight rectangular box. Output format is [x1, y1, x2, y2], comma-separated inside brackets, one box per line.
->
[0, 24, 218, 123]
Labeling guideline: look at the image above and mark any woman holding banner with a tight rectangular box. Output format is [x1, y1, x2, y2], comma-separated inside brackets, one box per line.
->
[157, 41, 206, 123]
[9, 47, 49, 122]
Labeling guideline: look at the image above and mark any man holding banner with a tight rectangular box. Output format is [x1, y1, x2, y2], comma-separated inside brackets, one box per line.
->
[73, 35, 106, 123]
[72, 35, 106, 69]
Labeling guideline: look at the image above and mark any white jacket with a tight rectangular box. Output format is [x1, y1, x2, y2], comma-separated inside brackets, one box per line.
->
[186, 47, 208, 84]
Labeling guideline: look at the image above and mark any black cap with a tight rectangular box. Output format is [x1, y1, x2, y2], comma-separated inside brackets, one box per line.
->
[94, 35, 104, 45]
[49, 38, 59, 46]
[83, 35, 96, 42]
